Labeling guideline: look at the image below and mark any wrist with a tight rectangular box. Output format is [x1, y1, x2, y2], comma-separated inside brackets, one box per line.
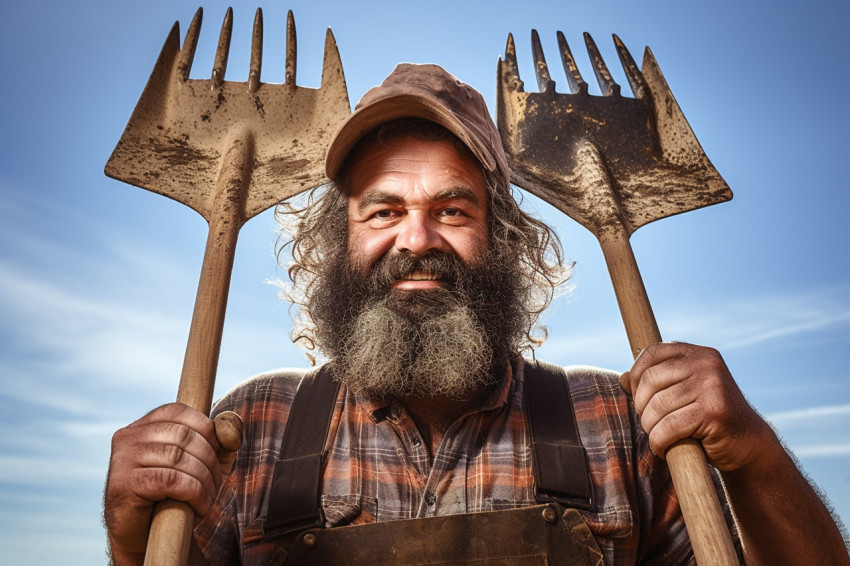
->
[107, 535, 146, 566]
[720, 424, 787, 486]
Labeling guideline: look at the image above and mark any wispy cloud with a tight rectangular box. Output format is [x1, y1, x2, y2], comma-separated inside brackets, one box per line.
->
[659, 289, 850, 351]
[791, 444, 850, 458]
[721, 312, 850, 349]
[538, 285, 850, 362]
[763, 404, 850, 460]
[766, 404, 850, 425]
[0, 262, 188, 411]
[0, 184, 300, 415]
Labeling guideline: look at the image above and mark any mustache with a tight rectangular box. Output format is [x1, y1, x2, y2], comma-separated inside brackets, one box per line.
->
[365, 251, 471, 291]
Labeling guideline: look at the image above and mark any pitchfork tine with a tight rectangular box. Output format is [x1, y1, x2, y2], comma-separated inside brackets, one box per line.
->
[211, 8, 233, 86]
[530, 30, 554, 92]
[248, 8, 263, 92]
[613, 34, 648, 100]
[556, 30, 588, 95]
[500, 33, 524, 93]
[177, 8, 203, 82]
[285, 11, 297, 85]
[319, 27, 345, 91]
[583, 32, 620, 96]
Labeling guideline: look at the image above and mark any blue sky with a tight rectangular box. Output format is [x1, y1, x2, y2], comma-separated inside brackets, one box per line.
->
[1, 0, 848, 562]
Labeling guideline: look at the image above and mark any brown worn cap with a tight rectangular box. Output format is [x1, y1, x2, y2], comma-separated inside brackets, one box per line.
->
[325, 63, 508, 185]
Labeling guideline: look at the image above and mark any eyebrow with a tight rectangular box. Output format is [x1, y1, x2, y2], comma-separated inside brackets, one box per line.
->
[356, 186, 482, 213]
[356, 190, 404, 212]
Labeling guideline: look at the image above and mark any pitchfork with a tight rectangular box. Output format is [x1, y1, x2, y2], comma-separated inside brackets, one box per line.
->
[105, 8, 350, 565]
[498, 31, 738, 565]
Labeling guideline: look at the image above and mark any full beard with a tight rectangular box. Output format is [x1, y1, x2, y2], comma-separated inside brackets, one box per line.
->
[309, 249, 529, 400]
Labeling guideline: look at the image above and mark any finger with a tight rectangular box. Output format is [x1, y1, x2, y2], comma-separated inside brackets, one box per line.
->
[619, 371, 632, 395]
[639, 377, 700, 437]
[141, 421, 221, 480]
[630, 355, 695, 416]
[630, 341, 690, 378]
[213, 411, 243, 481]
[110, 418, 220, 492]
[131, 403, 221, 452]
[213, 411, 243, 452]
[128, 466, 215, 517]
[645, 401, 703, 458]
[134, 442, 218, 502]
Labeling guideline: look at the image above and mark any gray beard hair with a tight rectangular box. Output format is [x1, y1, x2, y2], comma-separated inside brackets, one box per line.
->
[336, 292, 495, 400]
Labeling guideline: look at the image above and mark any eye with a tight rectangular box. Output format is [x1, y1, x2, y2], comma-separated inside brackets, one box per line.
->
[370, 208, 400, 221]
[437, 207, 471, 224]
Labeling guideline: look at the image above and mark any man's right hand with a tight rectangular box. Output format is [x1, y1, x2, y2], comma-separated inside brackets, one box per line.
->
[104, 403, 237, 563]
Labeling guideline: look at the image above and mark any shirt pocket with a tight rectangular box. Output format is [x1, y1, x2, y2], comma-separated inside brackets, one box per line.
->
[321, 494, 379, 526]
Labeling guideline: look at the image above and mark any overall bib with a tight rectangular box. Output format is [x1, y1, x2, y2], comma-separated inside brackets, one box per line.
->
[241, 362, 603, 565]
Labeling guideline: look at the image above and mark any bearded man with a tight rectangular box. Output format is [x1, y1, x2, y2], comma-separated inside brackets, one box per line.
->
[104, 64, 848, 565]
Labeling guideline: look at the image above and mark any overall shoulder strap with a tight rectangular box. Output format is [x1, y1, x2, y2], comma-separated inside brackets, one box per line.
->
[524, 360, 592, 510]
[265, 364, 341, 535]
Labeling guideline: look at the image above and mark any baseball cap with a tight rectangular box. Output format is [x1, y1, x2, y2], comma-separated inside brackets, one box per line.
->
[325, 63, 509, 185]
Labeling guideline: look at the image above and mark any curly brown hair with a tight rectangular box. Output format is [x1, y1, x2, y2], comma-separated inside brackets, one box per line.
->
[276, 119, 570, 360]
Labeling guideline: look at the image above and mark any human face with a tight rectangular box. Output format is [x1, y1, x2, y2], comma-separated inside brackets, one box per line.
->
[347, 135, 489, 291]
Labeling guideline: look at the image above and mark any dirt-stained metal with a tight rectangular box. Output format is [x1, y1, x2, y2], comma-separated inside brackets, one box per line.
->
[497, 29, 740, 566]
[104, 9, 350, 565]
[497, 31, 731, 239]
[104, 8, 350, 226]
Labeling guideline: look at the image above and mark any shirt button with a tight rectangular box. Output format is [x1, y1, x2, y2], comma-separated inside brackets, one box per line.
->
[424, 492, 436, 506]
[390, 405, 402, 420]
[411, 435, 421, 448]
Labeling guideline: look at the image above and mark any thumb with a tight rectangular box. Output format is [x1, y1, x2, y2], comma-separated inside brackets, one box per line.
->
[212, 411, 243, 482]
[619, 371, 632, 396]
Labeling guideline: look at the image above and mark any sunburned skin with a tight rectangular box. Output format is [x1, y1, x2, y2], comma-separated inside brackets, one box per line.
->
[346, 134, 489, 290]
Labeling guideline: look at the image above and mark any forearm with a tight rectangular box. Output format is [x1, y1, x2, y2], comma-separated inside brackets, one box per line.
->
[107, 535, 145, 566]
[721, 430, 849, 565]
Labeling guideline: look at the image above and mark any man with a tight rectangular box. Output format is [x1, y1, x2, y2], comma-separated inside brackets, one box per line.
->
[104, 64, 848, 565]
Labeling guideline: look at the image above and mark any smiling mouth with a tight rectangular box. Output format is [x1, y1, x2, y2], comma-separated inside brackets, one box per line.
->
[392, 271, 445, 288]
[403, 270, 440, 281]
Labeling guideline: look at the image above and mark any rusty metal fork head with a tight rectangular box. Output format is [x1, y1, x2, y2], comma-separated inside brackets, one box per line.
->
[105, 8, 350, 225]
[497, 30, 731, 237]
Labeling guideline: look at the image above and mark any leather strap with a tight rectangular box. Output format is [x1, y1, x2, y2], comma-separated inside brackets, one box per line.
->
[524, 360, 592, 509]
[265, 365, 340, 534]
[264, 359, 592, 535]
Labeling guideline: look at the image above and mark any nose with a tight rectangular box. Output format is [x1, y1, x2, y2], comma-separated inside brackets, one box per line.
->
[394, 212, 442, 256]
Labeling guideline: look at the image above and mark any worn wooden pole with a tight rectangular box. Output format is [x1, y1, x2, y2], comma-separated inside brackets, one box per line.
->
[599, 228, 739, 566]
[143, 133, 252, 566]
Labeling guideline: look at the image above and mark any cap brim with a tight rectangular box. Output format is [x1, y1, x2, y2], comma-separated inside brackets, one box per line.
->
[325, 94, 498, 180]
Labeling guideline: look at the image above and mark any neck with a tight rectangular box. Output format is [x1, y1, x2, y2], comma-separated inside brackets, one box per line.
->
[401, 386, 493, 459]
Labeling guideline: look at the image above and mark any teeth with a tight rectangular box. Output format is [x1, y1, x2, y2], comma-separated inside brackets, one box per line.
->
[406, 271, 438, 281]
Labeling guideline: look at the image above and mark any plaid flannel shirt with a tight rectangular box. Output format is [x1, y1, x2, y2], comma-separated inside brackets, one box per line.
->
[193, 358, 741, 565]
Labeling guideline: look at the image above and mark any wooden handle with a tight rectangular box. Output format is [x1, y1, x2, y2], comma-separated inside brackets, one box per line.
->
[144, 134, 253, 566]
[143, 219, 239, 566]
[599, 230, 739, 566]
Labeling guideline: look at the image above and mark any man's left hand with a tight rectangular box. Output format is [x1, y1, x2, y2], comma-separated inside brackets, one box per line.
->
[620, 342, 774, 472]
